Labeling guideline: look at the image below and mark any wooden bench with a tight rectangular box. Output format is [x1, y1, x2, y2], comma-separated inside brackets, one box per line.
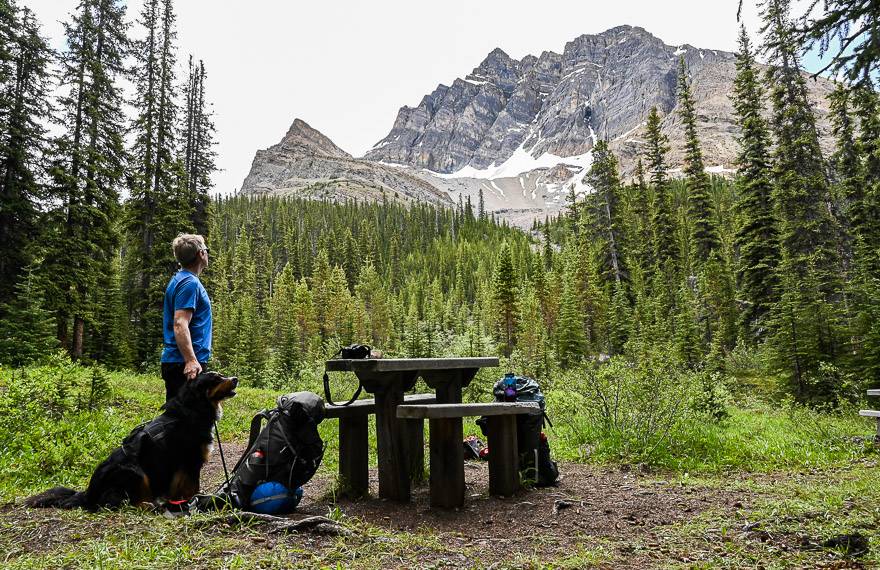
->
[397, 402, 541, 508]
[324, 393, 436, 497]
[860, 389, 880, 438]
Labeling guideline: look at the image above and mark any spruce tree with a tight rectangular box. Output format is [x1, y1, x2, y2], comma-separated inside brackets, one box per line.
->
[852, 85, 880, 276]
[181, 56, 216, 235]
[644, 106, 676, 268]
[677, 56, 720, 262]
[542, 218, 553, 270]
[762, 0, 845, 399]
[786, 0, 880, 89]
[42, 0, 129, 360]
[732, 26, 780, 337]
[492, 242, 518, 357]
[0, 265, 57, 366]
[585, 139, 624, 285]
[123, 0, 187, 361]
[355, 260, 392, 347]
[827, 84, 862, 291]
[0, 3, 52, 302]
[556, 269, 586, 368]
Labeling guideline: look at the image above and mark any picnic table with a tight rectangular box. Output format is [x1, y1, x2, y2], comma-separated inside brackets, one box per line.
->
[325, 357, 499, 504]
[861, 389, 880, 437]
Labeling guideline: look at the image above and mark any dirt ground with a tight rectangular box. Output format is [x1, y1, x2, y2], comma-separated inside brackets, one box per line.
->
[202, 444, 752, 567]
[3, 444, 872, 568]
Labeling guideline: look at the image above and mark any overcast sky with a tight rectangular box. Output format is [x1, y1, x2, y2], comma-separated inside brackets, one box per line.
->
[27, 0, 810, 195]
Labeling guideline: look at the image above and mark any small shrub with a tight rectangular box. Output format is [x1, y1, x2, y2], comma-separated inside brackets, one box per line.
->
[551, 352, 698, 464]
[692, 371, 730, 422]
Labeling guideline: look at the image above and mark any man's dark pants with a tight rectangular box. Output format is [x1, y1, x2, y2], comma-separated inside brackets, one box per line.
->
[161, 362, 208, 402]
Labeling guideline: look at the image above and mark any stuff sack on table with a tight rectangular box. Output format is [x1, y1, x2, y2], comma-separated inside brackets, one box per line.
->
[477, 374, 559, 487]
[192, 391, 325, 514]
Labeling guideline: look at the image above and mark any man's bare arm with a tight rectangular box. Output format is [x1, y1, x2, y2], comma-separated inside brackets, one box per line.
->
[173, 309, 202, 380]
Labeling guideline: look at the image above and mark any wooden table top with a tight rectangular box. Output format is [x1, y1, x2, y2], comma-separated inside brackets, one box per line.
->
[325, 357, 499, 373]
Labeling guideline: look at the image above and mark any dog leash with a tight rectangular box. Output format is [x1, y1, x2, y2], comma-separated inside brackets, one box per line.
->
[214, 422, 231, 489]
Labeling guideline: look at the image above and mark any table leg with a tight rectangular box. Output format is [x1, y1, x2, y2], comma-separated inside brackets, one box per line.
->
[429, 416, 465, 508]
[424, 376, 466, 508]
[338, 415, 369, 498]
[486, 415, 519, 496]
[405, 419, 425, 483]
[374, 388, 410, 502]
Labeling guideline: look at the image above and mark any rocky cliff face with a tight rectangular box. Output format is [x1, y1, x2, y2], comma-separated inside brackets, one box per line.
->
[365, 25, 835, 180]
[365, 26, 738, 174]
[241, 26, 837, 226]
[240, 119, 452, 207]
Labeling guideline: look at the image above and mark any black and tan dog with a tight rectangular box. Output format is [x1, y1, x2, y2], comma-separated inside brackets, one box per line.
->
[25, 371, 238, 511]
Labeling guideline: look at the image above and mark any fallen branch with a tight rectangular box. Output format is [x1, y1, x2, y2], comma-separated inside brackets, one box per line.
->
[196, 512, 353, 536]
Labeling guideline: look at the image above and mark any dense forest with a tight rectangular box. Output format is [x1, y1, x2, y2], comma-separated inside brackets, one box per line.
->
[2, 0, 880, 409]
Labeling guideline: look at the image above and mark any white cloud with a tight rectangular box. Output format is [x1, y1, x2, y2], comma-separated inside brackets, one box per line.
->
[27, 0, 766, 196]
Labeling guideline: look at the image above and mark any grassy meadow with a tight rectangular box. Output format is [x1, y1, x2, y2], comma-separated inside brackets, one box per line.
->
[1, 356, 878, 568]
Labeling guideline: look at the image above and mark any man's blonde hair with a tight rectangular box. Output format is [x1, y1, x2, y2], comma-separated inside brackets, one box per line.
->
[172, 234, 206, 267]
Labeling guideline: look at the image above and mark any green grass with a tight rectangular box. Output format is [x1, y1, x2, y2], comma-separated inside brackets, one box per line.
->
[545, 392, 875, 473]
[2, 360, 877, 499]
[662, 465, 880, 568]
[2, 359, 879, 568]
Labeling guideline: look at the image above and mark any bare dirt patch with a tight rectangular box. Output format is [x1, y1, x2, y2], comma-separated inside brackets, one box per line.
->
[204, 447, 751, 566]
[8, 446, 869, 568]
[3, 444, 750, 568]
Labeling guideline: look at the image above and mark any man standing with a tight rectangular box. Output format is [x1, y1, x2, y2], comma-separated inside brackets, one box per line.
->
[161, 234, 212, 402]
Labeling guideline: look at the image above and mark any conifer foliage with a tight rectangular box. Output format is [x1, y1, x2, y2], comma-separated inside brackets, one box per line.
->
[731, 27, 779, 337]
[122, 0, 216, 363]
[0, 1, 52, 303]
[1, 0, 880, 409]
[41, 0, 129, 361]
[677, 56, 720, 263]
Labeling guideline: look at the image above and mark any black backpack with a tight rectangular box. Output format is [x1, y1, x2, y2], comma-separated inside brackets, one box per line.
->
[201, 391, 325, 511]
[477, 375, 559, 487]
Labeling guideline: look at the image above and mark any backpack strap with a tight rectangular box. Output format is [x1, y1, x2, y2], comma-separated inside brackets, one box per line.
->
[248, 410, 273, 449]
[223, 409, 273, 480]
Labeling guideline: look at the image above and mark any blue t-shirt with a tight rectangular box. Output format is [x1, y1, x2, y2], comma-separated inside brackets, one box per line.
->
[161, 270, 212, 363]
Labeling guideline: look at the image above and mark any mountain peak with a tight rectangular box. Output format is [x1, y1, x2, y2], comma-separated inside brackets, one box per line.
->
[280, 118, 350, 158]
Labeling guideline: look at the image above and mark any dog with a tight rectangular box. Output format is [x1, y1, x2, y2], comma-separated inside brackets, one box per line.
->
[25, 371, 238, 511]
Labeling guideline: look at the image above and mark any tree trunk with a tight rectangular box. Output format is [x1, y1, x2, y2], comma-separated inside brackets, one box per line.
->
[72, 316, 85, 360]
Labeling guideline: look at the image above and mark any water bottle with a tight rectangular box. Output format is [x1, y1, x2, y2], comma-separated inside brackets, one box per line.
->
[503, 372, 517, 402]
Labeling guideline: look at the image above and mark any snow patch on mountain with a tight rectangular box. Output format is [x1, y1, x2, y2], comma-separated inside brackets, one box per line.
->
[431, 142, 592, 181]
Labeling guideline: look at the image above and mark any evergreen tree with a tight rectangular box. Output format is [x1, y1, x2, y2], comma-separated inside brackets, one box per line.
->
[585, 139, 625, 285]
[0, 265, 57, 366]
[674, 282, 703, 368]
[621, 159, 654, 275]
[268, 262, 299, 373]
[556, 267, 586, 368]
[827, 83, 862, 287]
[123, 0, 186, 361]
[542, 217, 554, 270]
[677, 56, 720, 262]
[0, 3, 52, 302]
[355, 260, 392, 346]
[492, 242, 518, 357]
[852, 85, 880, 275]
[644, 106, 676, 268]
[181, 56, 215, 235]
[786, 0, 880, 89]
[732, 26, 780, 337]
[762, 0, 845, 399]
[42, 0, 129, 360]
